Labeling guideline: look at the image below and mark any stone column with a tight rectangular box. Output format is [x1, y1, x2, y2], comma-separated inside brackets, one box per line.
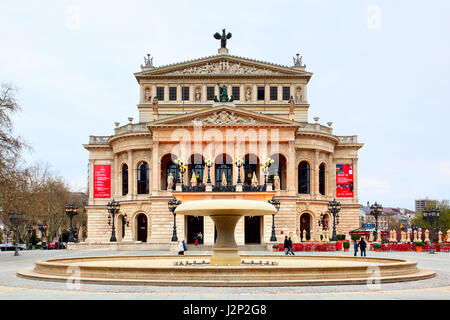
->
[277, 84, 282, 102]
[152, 142, 159, 193]
[151, 84, 156, 100]
[313, 150, 319, 196]
[164, 85, 168, 102]
[328, 153, 334, 197]
[127, 150, 134, 199]
[113, 154, 119, 198]
[201, 84, 207, 103]
[252, 84, 257, 102]
[287, 140, 296, 194]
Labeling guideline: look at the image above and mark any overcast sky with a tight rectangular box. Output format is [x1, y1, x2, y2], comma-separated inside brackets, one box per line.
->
[1, 0, 449, 210]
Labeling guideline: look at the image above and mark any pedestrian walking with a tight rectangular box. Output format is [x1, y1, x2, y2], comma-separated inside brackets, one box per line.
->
[358, 237, 367, 257]
[284, 236, 289, 255]
[177, 240, 184, 255]
[198, 232, 203, 245]
[286, 237, 295, 255]
[182, 239, 188, 255]
[353, 238, 358, 256]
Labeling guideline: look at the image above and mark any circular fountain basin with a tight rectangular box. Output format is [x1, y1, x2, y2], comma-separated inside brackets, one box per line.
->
[175, 199, 276, 266]
[17, 254, 435, 287]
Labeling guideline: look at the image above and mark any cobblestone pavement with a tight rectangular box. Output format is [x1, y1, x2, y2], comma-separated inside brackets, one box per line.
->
[0, 249, 449, 300]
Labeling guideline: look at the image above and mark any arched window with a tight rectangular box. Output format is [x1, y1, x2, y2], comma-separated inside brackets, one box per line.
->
[298, 161, 310, 194]
[137, 161, 149, 194]
[122, 163, 128, 196]
[243, 154, 259, 185]
[319, 163, 326, 195]
[189, 154, 205, 185]
[268, 154, 286, 190]
[215, 154, 232, 186]
[166, 161, 179, 189]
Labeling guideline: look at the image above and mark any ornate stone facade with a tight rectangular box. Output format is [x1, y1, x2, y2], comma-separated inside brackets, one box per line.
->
[84, 47, 363, 247]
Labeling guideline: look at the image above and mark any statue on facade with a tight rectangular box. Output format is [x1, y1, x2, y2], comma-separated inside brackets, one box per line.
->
[288, 95, 295, 114]
[293, 53, 303, 67]
[152, 97, 159, 114]
[245, 87, 252, 102]
[167, 173, 175, 191]
[273, 173, 280, 191]
[195, 89, 201, 102]
[295, 87, 302, 103]
[213, 29, 232, 49]
[143, 54, 153, 67]
[145, 88, 152, 102]
[190, 174, 197, 187]
[214, 83, 230, 102]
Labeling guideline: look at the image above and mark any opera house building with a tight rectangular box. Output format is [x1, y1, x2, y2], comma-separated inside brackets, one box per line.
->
[83, 39, 363, 248]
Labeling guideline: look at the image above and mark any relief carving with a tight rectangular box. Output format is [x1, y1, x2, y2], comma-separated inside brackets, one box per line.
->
[167, 60, 280, 75]
[192, 110, 257, 125]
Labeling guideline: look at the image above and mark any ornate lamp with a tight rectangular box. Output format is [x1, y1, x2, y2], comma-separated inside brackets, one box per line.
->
[423, 207, 440, 254]
[234, 157, 244, 184]
[205, 158, 213, 184]
[369, 202, 383, 242]
[174, 158, 187, 187]
[168, 197, 182, 242]
[64, 203, 79, 243]
[262, 158, 274, 186]
[106, 199, 120, 242]
[328, 198, 341, 242]
[268, 196, 280, 242]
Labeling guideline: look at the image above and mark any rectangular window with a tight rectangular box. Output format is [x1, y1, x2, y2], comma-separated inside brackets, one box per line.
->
[232, 86, 240, 101]
[270, 86, 278, 100]
[169, 87, 177, 101]
[207, 86, 215, 100]
[156, 87, 164, 101]
[257, 86, 265, 100]
[182, 86, 189, 101]
[282, 86, 290, 100]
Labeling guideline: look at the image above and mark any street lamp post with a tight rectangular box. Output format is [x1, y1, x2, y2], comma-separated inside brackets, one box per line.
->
[9, 212, 24, 256]
[107, 199, 120, 242]
[268, 196, 280, 242]
[174, 158, 187, 188]
[262, 158, 273, 187]
[168, 197, 182, 242]
[423, 207, 440, 254]
[369, 202, 383, 242]
[328, 199, 341, 242]
[64, 203, 79, 243]
[37, 223, 48, 249]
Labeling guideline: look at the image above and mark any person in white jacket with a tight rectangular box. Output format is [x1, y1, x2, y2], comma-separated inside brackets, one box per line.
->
[177, 239, 185, 255]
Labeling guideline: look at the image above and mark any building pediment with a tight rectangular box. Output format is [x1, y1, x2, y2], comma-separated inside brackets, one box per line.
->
[135, 55, 312, 79]
[147, 105, 300, 128]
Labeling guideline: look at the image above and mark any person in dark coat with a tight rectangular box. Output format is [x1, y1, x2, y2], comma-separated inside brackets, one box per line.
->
[284, 236, 289, 255]
[353, 239, 358, 256]
[286, 237, 295, 255]
[358, 237, 367, 257]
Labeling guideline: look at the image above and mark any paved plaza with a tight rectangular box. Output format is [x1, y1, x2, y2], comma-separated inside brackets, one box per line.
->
[0, 249, 449, 300]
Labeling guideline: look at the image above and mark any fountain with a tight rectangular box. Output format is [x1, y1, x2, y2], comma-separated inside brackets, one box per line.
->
[17, 199, 436, 286]
[175, 199, 276, 266]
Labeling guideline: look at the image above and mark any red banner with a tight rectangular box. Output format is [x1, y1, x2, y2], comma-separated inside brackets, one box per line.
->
[336, 164, 354, 197]
[93, 165, 111, 198]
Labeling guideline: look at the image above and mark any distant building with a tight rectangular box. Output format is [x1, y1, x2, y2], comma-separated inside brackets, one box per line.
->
[415, 198, 436, 213]
[359, 204, 415, 230]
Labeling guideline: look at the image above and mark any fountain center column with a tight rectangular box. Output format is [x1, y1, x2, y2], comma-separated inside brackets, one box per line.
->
[210, 215, 242, 266]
